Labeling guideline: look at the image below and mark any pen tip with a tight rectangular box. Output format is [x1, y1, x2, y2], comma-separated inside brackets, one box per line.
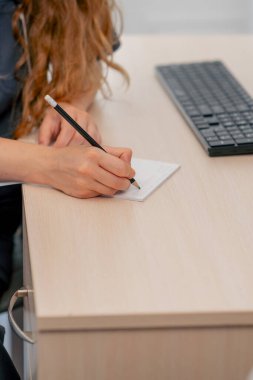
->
[131, 180, 141, 189]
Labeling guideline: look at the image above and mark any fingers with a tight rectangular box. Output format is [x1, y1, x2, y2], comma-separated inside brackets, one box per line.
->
[90, 180, 118, 196]
[53, 123, 76, 147]
[67, 119, 101, 147]
[64, 188, 100, 199]
[38, 111, 60, 145]
[72, 147, 134, 193]
[105, 146, 133, 163]
[92, 164, 130, 191]
[54, 113, 101, 147]
[39, 104, 102, 148]
[74, 113, 101, 145]
[66, 182, 116, 199]
[98, 148, 135, 179]
[86, 120, 102, 145]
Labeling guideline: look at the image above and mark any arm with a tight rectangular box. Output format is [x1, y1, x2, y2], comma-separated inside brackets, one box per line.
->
[0, 137, 135, 198]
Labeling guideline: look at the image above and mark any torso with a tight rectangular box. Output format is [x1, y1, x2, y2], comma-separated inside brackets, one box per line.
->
[0, 0, 22, 138]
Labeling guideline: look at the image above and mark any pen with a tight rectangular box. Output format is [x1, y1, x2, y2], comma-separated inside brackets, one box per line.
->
[44, 95, 140, 189]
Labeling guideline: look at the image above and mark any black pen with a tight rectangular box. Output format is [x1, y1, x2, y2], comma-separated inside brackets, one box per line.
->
[44, 95, 140, 189]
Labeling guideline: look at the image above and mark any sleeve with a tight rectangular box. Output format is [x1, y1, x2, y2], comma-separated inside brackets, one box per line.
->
[0, 3, 22, 114]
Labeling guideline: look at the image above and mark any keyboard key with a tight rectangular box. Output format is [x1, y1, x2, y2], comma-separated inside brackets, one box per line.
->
[237, 105, 249, 112]
[235, 138, 253, 145]
[211, 105, 225, 114]
[196, 124, 210, 129]
[201, 130, 216, 137]
[185, 108, 200, 117]
[208, 141, 224, 147]
[206, 137, 219, 142]
[236, 121, 247, 126]
[209, 140, 235, 147]
[225, 106, 238, 113]
[198, 105, 213, 116]
[220, 135, 232, 140]
[231, 133, 244, 139]
[205, 116, 218, 123]
[214, 126, 225, 132]
[240, 124, 252, 130]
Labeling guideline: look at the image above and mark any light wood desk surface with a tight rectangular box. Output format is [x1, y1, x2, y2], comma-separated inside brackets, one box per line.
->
[22, 35, 253, 379]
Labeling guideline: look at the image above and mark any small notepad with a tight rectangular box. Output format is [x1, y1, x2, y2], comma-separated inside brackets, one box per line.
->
[113, 158, 180, 202]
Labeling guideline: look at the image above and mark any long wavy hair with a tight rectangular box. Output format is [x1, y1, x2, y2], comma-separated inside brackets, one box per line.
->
[13, 0, 127, 138]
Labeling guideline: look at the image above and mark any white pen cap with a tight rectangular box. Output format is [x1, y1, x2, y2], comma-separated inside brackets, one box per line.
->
[44, 95, 57, 108]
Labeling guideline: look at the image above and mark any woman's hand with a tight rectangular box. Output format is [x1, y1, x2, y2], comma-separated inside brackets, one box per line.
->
[45, 145, 135, 198]
[0, 138, 135, 199]
[38, 103, 101, 147]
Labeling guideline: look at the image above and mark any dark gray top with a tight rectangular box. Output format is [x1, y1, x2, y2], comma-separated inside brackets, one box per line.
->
[0, 0, 22, 138]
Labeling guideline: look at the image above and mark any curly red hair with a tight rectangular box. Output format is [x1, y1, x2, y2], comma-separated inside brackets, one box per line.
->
[13, 0, 127, 137]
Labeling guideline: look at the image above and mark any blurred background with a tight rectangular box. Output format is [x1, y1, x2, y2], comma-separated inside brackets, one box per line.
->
[119, 0, 253, 34]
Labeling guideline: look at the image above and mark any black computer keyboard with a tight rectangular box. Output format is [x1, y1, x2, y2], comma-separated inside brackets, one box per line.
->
[155, 61, 253, 156]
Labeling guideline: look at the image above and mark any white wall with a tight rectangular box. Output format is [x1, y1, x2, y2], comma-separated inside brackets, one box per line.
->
[119, 0, 252, 34]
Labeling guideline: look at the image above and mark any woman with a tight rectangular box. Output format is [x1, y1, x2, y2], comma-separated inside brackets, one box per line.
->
[0, 0, 135, 295]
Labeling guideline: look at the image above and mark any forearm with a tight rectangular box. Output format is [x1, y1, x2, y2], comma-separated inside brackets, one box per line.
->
[0, 138, 53, 184]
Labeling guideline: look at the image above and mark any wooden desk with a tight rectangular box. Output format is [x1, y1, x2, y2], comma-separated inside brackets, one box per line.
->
[22, 36, 253, 379]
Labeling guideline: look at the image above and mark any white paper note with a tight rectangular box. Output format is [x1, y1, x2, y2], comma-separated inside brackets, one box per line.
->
[112, 158, 180, 202]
